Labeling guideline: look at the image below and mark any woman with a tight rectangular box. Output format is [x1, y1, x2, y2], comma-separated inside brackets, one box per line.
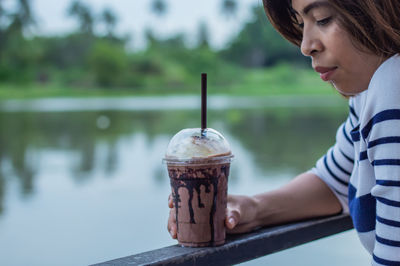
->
[168, 0, 400, 264]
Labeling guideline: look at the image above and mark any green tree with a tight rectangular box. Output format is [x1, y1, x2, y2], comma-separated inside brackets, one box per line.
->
[68, 0, 95, 35]
[0, 1, 7, 57]
[0, 0, 6, 28]
[0, 0, 37, 83]
[151, 0, 167, 16]
[101, 7, 117, 38]
[0, 1, 4, 18]
[221, 6, 306, 67]
[197, 21, 210, 49]
[221, 0, 237, 18]
[88, 40, 127, 87]
[7, 0, 35, 35]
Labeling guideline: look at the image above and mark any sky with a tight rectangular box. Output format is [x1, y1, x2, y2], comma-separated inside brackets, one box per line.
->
[5, 0, 263, 51]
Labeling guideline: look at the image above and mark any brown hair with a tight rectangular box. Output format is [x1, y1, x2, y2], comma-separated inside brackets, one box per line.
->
[263, 0, 400, 57]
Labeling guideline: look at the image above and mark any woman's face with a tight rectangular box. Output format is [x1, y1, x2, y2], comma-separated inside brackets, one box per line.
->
[291, 0, 383, 96]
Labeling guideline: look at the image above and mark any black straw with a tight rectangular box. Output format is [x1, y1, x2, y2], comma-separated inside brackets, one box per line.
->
[201, 73, 207, 133]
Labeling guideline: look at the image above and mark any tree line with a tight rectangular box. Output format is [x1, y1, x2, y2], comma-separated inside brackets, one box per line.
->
[0, 0, 306, 90]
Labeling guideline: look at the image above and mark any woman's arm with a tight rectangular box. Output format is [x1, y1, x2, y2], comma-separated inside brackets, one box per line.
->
[225, 171, 343, 233]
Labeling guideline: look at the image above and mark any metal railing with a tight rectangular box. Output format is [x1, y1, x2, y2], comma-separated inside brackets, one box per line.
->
[93, 214, 353, 266]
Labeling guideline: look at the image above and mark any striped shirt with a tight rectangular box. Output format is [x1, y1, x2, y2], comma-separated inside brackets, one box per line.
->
[311, 54, 400, 265]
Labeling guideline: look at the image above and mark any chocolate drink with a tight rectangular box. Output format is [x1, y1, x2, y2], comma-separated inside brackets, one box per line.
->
[164, 128, 233, 247]
[168, 158, 230, 247]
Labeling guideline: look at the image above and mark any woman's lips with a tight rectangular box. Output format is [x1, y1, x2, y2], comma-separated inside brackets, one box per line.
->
[314, 66, 337, 81]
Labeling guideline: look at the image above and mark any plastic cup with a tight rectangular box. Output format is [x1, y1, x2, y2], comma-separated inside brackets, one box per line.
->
[164, 128, 233, 247]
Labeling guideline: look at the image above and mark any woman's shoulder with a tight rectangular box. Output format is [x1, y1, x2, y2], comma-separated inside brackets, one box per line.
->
[369, 54, 400, 92]
[366, 54, 400, 109]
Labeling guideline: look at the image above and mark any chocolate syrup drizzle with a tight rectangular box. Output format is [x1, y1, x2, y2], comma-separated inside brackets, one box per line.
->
[170, 165, 228, 245]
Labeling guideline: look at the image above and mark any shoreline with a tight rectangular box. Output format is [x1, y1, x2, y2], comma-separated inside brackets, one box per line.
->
[0, 95, 347, 112]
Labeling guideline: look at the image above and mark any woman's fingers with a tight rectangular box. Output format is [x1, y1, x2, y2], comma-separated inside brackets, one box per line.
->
[167, 208, 177, 239]
[225, 194, 260, 234]
[225, 209, 240, 230]
[168, 194, 173, 208]
[167, 194, 177, 239]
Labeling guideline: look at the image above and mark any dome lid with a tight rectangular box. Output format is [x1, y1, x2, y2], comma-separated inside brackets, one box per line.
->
[164, 128, 232, 161]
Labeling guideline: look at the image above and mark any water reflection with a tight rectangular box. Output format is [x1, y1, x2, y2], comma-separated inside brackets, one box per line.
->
[0, 106, 347, 217]
[226, 108, 347, 174]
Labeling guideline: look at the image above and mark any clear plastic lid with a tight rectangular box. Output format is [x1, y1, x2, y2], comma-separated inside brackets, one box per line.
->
[164, 128, 233, 162]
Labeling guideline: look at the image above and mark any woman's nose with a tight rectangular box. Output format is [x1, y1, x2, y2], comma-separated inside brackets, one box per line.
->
[300, 28, 323, 57]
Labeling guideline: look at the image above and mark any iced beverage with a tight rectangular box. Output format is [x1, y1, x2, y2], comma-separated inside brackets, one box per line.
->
[164, 128, 233, 247]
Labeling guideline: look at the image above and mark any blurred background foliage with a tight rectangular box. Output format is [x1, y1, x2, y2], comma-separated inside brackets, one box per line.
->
[0, 0, 320, 96]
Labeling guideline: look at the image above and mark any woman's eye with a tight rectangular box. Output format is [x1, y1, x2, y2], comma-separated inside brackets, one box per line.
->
[317, 17, 332, 26]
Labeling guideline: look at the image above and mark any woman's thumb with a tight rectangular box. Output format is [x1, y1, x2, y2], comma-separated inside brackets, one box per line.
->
[226, 210, 240, 229]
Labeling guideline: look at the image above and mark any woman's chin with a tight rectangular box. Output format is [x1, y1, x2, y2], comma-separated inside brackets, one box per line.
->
[332, 83, 355, 97]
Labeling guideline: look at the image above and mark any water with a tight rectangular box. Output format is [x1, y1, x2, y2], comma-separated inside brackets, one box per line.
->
[0, 96, 370, 265]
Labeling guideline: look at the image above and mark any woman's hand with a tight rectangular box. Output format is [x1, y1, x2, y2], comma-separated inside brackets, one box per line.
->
[225, 194, 259, 234]
[167, 193, 260, 239]
[167, 194, 177, 239]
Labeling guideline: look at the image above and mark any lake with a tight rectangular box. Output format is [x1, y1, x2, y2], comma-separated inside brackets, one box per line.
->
[0, 96, 370, 265]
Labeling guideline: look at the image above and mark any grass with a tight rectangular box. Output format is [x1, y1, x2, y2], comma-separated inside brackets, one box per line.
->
[0, 64, 339, 100]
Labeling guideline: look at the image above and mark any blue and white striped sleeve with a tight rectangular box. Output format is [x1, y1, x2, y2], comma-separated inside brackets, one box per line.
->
[310, 111, 354, 213]
[363, 110, 400, 264]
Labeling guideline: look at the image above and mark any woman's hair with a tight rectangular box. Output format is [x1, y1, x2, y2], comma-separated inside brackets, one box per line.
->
[263, 0, 400, 57]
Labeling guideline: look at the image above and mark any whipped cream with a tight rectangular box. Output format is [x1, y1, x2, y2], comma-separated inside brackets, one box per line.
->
[165, 128, 232, 160]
